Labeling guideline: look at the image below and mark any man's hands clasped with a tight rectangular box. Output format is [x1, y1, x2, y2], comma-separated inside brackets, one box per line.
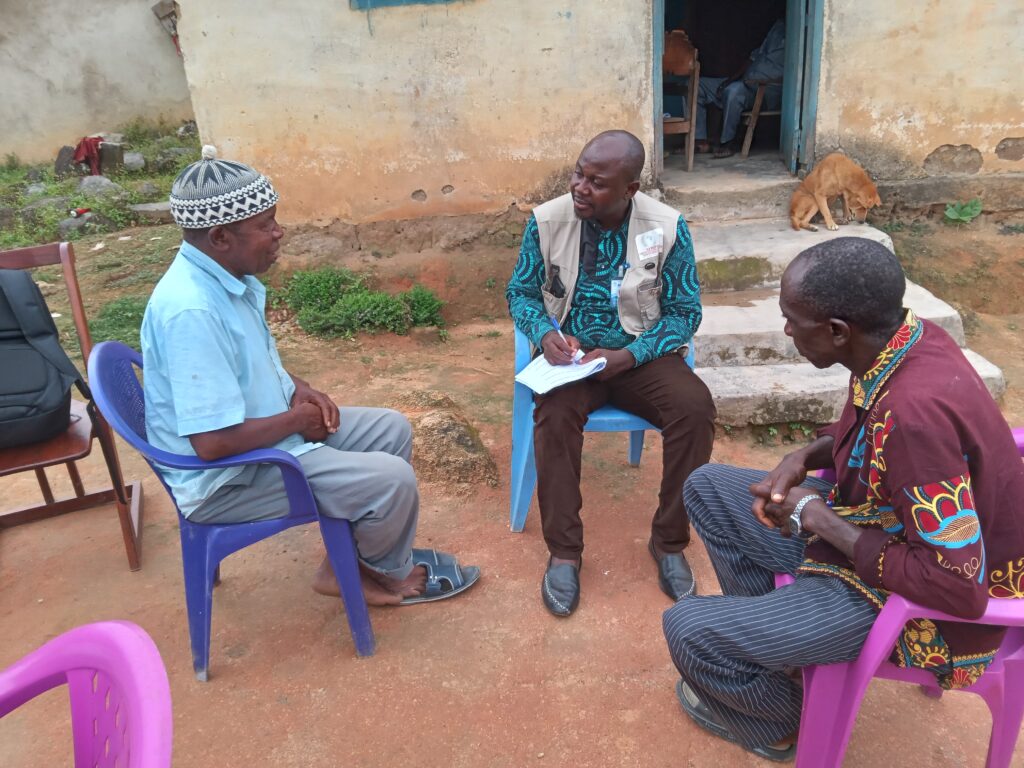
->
[290, 378, 340, 442]
[749, 450, 825, 537]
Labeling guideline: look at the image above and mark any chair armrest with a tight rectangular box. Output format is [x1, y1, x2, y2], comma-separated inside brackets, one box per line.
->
[146, 445, 316, 519]
[1012, 426, 1024, 455]
[514, 326, 534, 374]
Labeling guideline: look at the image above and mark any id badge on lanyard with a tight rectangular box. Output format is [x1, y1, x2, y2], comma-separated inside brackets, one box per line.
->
[610, 265, 625, 308]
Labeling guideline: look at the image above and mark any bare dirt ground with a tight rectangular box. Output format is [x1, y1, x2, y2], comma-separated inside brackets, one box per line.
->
[1, 215, 1023, 767]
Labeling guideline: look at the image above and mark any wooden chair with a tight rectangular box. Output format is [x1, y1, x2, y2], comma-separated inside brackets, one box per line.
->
[663, 29, 700, 172]
[0, 242, 143, 570]
[740, 78, 783, 158]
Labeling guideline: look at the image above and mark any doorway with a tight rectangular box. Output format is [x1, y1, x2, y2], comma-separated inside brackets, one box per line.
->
[653, 0, 824, 182]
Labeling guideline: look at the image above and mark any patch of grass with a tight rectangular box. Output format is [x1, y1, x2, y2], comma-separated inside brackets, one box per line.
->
[284, 267, 364, 315]
[401, 283, 445, 327]
[4, 153, 20, 171]
[299, 291, 411, 337]
[89, 296, 148, 350]
[999, 223, 1024, 235]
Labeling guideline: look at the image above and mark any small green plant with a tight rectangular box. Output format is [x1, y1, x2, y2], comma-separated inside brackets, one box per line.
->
[400, 284, 445, 327]
[999, 223, 1024, 235]
[299, 291, 411, 337]
[284, 267, 363, 315]
[437, 328, 450, 343]
[485, 276, 497, 290]
[90, 296, 148, 350]
[4, 153, 20, 171]
[944, 198, 982, 225]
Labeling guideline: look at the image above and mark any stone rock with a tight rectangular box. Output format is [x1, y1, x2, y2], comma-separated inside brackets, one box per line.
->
[25, 182, 47, 196]
[57, 211, 112, 238]
[99, 142, 124, 175]
[135, 181, 160, 197]
[124, 152, 146, 171]
[409, 409, 499, 488]
[54, 146, 76, 178]
[58, 213, 94, 238]
[0, 207, 16, 231]
[153, 147, 194, 172]
[130, 201, 174, 223]
[21, 196, 71, 225]
[177, 120, 198, 137]
[25, 169, 43, 182]
[77, 175, 124, 198]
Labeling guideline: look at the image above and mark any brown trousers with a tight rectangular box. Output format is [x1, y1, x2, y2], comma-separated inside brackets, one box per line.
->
[533, 353, 716, 560]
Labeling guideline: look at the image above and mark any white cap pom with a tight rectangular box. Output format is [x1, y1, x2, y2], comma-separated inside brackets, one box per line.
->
[201, 144, 218, 160]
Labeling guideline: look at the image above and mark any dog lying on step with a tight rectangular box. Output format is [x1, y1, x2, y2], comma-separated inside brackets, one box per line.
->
[789, 153, 882, 232]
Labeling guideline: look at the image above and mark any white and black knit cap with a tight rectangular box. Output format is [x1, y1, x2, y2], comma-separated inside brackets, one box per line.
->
[169, 145, 279, 229]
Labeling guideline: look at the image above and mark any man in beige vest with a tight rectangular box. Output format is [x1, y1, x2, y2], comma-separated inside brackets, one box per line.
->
[506, 130, 716, 617]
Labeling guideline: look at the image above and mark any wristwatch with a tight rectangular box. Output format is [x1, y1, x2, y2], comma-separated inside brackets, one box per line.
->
[788, 493, 821, 537]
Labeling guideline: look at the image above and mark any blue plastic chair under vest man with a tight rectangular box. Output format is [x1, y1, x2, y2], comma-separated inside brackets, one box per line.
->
[510, 326, 696, 532]
[88, 341, 374, 680]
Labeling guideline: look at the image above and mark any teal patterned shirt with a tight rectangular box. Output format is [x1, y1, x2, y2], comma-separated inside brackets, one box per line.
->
[505, 213, 702, 366]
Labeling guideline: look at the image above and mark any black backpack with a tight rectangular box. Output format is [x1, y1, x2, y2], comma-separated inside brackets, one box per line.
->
[0, 269, 90, 450]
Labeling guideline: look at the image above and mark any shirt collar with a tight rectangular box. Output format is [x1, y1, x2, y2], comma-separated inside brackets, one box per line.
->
[851, 309, 923, 409]
[177, 240, 249, 297]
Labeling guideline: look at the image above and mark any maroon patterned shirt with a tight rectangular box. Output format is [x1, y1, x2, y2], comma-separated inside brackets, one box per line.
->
[800, 310, 1024, 689]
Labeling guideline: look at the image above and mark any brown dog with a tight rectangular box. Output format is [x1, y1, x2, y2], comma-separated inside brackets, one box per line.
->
[789, 153, 882, 232]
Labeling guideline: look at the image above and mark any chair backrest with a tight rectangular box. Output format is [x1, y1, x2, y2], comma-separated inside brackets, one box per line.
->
[88, 341, 150, 453]
[0, 621, 172, 767]
[0, 242, 93, 364]
[663, 29, 697, 76]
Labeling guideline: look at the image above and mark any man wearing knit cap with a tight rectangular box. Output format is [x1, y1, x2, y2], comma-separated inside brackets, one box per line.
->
[141, 146, 480, 606]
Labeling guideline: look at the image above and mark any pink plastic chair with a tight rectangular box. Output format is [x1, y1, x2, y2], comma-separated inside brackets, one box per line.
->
[0, 621, 172, 767]
[778, 426, 1024, 767]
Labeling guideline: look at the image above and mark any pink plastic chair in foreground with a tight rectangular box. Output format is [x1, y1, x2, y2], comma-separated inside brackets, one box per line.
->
[778, 426, 1024, 768]
[0, 621, 172, 767]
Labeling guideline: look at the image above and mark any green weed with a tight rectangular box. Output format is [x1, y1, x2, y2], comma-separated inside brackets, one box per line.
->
[401, 283, 445, 327]
[298, 291, 411, 337]
[284, 267, 364, 315]
[89, 296, 149, 350]
[944, 198, 982, 225]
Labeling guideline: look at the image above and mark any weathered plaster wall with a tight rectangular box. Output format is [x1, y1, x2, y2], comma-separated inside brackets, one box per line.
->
[815, 0, 1024, 178]
[1, 0, 194, 164]
[175, 0, 655, 224]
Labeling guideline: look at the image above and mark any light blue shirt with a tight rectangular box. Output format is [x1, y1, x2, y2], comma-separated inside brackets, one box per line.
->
[140, 241, 319, 517]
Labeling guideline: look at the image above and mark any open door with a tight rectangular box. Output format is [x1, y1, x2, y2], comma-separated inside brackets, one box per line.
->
[780, 0, 824, 174]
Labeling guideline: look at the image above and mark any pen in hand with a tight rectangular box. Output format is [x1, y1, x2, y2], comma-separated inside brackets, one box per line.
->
[548, 315, 578, 363]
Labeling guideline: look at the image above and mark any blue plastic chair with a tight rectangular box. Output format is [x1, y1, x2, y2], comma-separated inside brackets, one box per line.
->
[510, 326, 696, 532]
[87, 341, 374, 680]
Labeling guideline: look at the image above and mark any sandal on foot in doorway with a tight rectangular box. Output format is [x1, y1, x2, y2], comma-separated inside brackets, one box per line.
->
[675, 679, 796, 762]
[399, 548, 481, 605]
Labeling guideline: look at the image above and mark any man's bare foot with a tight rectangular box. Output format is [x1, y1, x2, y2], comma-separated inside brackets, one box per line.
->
[695, 140, 712, 154]
[366, 563, 427, 598]
[309, 561, 409, 606]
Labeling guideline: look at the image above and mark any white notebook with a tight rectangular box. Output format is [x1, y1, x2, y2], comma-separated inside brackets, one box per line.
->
[514, 350, 607, 395]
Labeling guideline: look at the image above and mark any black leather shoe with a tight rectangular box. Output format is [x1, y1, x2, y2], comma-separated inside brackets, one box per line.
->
[542, 557, 581, 617]
[649, 539, 697, 601]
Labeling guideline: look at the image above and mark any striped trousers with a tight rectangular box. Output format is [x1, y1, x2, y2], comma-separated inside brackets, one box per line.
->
[662, 463, 878, 749]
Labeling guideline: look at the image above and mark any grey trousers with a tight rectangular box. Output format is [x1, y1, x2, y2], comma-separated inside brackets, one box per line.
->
[662, 464, 878, 749]
[189, 407, 419, 580]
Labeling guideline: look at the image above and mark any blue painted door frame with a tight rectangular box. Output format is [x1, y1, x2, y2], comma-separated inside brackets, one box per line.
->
[780, 0, 825, 174]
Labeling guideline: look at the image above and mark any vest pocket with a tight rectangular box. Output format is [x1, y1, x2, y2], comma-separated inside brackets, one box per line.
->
[636, 278, 662, 329]
[542, 288, 569, 323]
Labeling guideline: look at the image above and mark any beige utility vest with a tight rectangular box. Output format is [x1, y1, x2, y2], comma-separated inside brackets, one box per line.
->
[533, 191, 680, 337]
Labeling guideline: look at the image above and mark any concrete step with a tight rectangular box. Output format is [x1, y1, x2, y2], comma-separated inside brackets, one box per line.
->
[695, 281, 965, 368]
[661, 152, 798, 223]
[699, 349, 1006, 426]
[689, 218, 893, 292]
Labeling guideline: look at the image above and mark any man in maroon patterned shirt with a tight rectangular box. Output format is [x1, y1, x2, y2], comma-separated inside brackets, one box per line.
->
[662, 236, 1024, 761]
